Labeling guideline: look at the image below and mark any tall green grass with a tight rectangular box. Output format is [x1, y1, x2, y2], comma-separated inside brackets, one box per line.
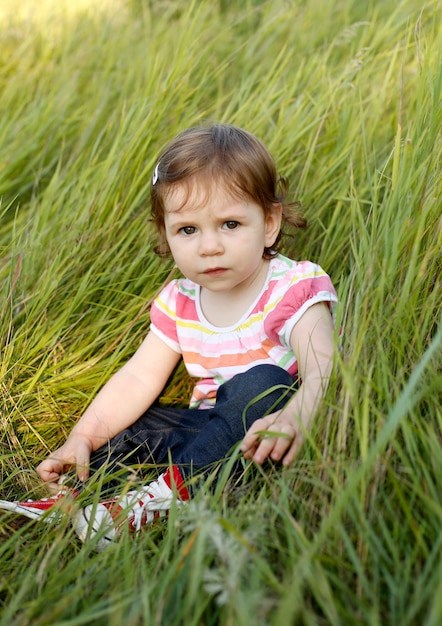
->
[0, 0, 441, 623]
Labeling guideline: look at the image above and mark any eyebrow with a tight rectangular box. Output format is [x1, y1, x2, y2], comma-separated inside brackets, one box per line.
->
[165, 214, 193, 228]
[166, 204, 251, 224]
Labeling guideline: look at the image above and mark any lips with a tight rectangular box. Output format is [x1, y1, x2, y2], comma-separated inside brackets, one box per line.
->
[203, 267, 228, 276]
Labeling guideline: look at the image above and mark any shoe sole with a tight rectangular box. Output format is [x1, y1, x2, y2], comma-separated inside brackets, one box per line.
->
[0, 500, 59, 522]
[0, 509, 36, 531]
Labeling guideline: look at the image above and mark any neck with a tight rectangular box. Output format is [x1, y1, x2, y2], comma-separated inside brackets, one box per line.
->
[200, 259, 270, 327]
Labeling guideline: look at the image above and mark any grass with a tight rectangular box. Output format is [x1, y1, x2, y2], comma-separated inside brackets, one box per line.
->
[0, 0, 441, 623]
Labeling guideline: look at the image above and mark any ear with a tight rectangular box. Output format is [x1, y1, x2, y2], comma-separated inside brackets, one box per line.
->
[264, 203, 283, 248]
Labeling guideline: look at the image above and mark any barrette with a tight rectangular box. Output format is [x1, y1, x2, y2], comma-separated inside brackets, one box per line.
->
[152, 163, 160, 185]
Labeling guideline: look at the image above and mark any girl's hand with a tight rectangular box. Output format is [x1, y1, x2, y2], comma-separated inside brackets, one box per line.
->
[36, 434, 93, 492]
[240, 411, 303, 467]
[241, 303, 335, 468]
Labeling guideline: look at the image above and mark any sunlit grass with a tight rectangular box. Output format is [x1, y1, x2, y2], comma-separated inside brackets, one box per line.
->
[0, 0, 441, 624]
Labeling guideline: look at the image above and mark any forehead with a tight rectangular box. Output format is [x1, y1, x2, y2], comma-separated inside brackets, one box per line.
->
[163, 176, 245, 214]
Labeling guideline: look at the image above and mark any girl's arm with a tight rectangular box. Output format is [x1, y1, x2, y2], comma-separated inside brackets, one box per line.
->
[37, 332, 181, 489]
[240, 302, 335, 466]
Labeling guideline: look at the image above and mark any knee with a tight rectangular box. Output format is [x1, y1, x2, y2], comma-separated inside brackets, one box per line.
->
[218, 364, 296, 403]
[239, 364, 295, 390]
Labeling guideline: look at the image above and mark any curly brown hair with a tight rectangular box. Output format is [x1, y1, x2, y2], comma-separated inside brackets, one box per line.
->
[150, 124, 306, 258]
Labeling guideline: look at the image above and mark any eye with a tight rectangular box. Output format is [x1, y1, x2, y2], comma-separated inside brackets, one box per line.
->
[223, 221, 239, 230]
[179, 226, 197, 235]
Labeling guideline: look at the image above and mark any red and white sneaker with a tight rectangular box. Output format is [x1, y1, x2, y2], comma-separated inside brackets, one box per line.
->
[0, 484, 79, 522]
[74, 466, 189, 550]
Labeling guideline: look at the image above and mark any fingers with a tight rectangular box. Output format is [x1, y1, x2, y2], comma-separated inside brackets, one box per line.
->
[36, 458, 64, 483]
[36, 459, 64, 493]
[280, 435, 302, 467]
[37, 457, 89, 493]
[73, 439, 92, 482]
[36, 438, 92, 489]
[240, 417, 268, 460]
[76, 454, 90, 483]
[241, 416, 303, 467]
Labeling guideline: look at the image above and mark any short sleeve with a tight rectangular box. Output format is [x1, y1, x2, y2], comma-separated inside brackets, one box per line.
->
[264, 261, 338, 348]
[150, 280, 182, 353]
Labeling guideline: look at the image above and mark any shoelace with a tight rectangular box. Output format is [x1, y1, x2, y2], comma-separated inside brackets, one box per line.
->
[122, 474, 174, 532]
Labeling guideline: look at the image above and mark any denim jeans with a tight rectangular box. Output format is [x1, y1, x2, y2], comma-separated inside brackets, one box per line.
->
[89, 364, 298, 485]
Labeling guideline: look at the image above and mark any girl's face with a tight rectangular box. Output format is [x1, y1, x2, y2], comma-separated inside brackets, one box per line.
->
[163, 180, 282, 297]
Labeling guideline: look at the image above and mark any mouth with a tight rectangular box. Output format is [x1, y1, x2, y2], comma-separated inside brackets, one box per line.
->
[203, 267, 228, 276]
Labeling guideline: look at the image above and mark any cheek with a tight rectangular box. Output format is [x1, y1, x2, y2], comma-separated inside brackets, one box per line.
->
[167, 238, 190, 262]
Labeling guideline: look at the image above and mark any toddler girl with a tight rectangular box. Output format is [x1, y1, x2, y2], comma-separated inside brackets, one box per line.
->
[1, 124, 338, 547]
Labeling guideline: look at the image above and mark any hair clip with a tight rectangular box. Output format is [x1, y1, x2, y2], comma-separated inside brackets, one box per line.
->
[152, 163, 160, 185]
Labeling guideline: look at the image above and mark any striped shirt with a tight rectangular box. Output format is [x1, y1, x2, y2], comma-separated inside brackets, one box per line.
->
[150, 254, 338, 409]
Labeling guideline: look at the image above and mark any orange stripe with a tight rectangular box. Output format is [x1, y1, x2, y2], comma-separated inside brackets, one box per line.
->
[192, 387, 217, 401]
[183, 338, 276, 368]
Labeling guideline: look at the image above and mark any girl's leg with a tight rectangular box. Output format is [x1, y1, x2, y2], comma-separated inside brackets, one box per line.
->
[74, 365, 298, 545]
[89, 364, 297, 485]
[89, 404, 209, 480]
[175, 364, 298, 475]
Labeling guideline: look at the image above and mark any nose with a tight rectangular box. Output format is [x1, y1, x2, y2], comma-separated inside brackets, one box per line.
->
[198, 230, 223, 256]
